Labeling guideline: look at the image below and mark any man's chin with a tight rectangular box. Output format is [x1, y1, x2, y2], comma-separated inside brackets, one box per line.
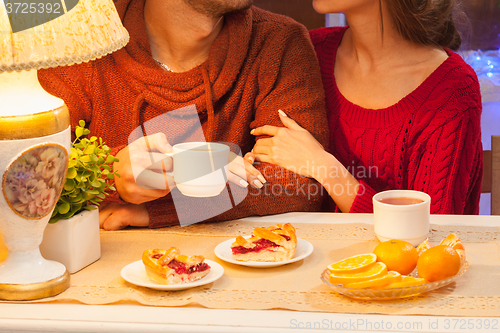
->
[218, 0, 253, 17]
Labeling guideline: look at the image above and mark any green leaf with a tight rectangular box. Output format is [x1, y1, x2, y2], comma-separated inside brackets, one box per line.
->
[49, 216, 62, 224]
[66, 168, 77, 179]
[83, 191, 94, 200]
[80, 155, 91, 163]
[64, 178, 76, 191]
[58, 202, 70, 215]
[75, 126, 84, 138]
[79, 120, 85, 127]
[84, 145, 95, 155]
[90, 136, 97, 142]
[71, 193, 83, 203]
[91, 181, 101, 188]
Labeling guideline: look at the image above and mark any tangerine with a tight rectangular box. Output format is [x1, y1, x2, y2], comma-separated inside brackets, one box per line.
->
[417, 245, 461, 282]
[373, 239, 418, 275]
[416, 238, 433, 256]
[440, 233, 465, 251]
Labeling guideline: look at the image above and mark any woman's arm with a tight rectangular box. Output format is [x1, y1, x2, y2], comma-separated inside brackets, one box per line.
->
[252, 111, 360, 212]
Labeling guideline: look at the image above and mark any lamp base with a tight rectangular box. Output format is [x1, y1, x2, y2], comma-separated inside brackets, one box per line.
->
[0, 270, 69, 301]
[0, 249, 70, 300]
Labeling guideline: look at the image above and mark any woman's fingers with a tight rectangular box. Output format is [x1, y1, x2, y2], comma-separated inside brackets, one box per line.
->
[250, 125, 280, 137]
[244, 152, 255, 164]
[278, 109, 305, 131]
[228, 153, 266, 188]
[252, 144, 272, 156]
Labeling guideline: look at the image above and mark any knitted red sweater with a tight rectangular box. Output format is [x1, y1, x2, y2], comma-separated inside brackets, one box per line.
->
[310, 27, 483, 214]
[38, 1, 328, 227]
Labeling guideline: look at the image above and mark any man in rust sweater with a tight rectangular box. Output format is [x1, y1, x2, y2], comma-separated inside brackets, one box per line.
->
[39, 0, 328, 229]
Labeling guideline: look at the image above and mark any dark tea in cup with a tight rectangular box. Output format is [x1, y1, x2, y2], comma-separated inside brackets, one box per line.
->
[378, 197, 424, 205]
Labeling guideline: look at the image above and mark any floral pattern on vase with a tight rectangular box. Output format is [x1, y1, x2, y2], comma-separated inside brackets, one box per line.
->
[2, 144, 68, 219]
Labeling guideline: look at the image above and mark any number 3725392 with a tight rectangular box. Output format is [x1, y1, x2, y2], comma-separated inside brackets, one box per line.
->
[5, 2, 62, 14]
[444, 318, 498, 330]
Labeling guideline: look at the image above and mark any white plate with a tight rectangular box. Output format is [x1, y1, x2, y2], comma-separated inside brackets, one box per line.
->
[120, 259, 224, 291]
[214, 237, 313, 268]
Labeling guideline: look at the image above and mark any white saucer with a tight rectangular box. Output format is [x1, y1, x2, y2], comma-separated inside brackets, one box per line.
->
[121, 259, 224, 291]
[214, 237, 313, 268]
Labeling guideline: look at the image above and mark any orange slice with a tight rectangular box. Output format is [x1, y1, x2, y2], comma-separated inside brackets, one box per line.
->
[344, 271, 401, 289]
[327, 253, 377, 273]
[375, 275, 428, 289]
[416, 238, 433, 256]
[329, 262, 387, 285]
[440, 233, 465, 251]
[455, 249, 466, 267]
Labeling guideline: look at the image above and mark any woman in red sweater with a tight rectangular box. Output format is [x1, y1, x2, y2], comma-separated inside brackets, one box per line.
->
[249, 0, 483, 214]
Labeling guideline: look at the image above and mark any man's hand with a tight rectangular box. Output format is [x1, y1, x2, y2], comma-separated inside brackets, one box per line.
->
[114, 133, 175, 204]
[99, 203, 149, 230]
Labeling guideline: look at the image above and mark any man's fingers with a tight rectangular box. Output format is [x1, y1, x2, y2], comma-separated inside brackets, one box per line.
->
[147, 153, 173, 172]
[99, 204, 130, 230]
[135, 169, 174, 191]
[136, 133, 173, 154]
[99, 203, 150, 230]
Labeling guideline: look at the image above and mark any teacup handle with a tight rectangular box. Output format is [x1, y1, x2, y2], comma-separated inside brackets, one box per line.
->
[164, 152, 174, 176]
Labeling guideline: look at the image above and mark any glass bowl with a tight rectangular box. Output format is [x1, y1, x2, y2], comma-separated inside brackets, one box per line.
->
[321, 261, 468, 300]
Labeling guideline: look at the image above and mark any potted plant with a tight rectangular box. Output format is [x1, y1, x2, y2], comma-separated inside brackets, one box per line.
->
[40, 120, 119, 273]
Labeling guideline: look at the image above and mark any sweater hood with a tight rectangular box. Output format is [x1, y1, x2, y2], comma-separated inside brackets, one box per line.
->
[111, 0, 252, 114]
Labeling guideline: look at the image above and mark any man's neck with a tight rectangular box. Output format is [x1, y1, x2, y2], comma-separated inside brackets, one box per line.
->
[144, 0, 224, 72]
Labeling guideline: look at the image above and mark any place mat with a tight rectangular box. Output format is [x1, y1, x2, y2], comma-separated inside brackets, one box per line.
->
[8, 220, 500, 316]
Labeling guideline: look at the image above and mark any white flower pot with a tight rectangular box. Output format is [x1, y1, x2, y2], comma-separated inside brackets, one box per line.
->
[40, 208, 101, 274]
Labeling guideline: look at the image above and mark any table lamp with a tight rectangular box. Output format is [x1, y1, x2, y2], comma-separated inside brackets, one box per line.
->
[0, 0, 128, 300]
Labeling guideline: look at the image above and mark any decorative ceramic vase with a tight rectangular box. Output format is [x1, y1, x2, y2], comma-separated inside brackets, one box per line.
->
[40, 208, 101, 274]
[0, 71, 71, 300]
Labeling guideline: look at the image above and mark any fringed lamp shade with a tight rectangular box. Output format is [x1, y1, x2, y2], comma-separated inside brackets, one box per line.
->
[0, 0, 129, 72]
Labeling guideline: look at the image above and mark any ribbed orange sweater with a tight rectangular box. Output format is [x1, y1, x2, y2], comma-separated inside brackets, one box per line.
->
[39, 1, 328, 228]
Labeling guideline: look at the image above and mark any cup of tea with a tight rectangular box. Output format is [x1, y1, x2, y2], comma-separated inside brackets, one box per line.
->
[165, 142, 230, 197]
[372, 190, 431, 246]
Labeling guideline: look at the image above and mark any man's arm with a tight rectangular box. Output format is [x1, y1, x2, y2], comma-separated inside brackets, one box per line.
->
[147, 21, 329, 228]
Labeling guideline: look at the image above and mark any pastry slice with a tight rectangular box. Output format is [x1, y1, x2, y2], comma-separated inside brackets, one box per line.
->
[230, 223, 297, 262]
[142, 247, 211, 284]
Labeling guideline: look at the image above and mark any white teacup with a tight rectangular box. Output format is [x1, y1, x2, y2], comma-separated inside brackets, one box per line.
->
[165, 142, 230, 197]
[373, 190, 431, 246]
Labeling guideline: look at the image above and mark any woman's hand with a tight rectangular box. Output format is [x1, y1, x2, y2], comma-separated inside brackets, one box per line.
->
[227, 152, 266, 189]
[251, 110, 327, 179]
